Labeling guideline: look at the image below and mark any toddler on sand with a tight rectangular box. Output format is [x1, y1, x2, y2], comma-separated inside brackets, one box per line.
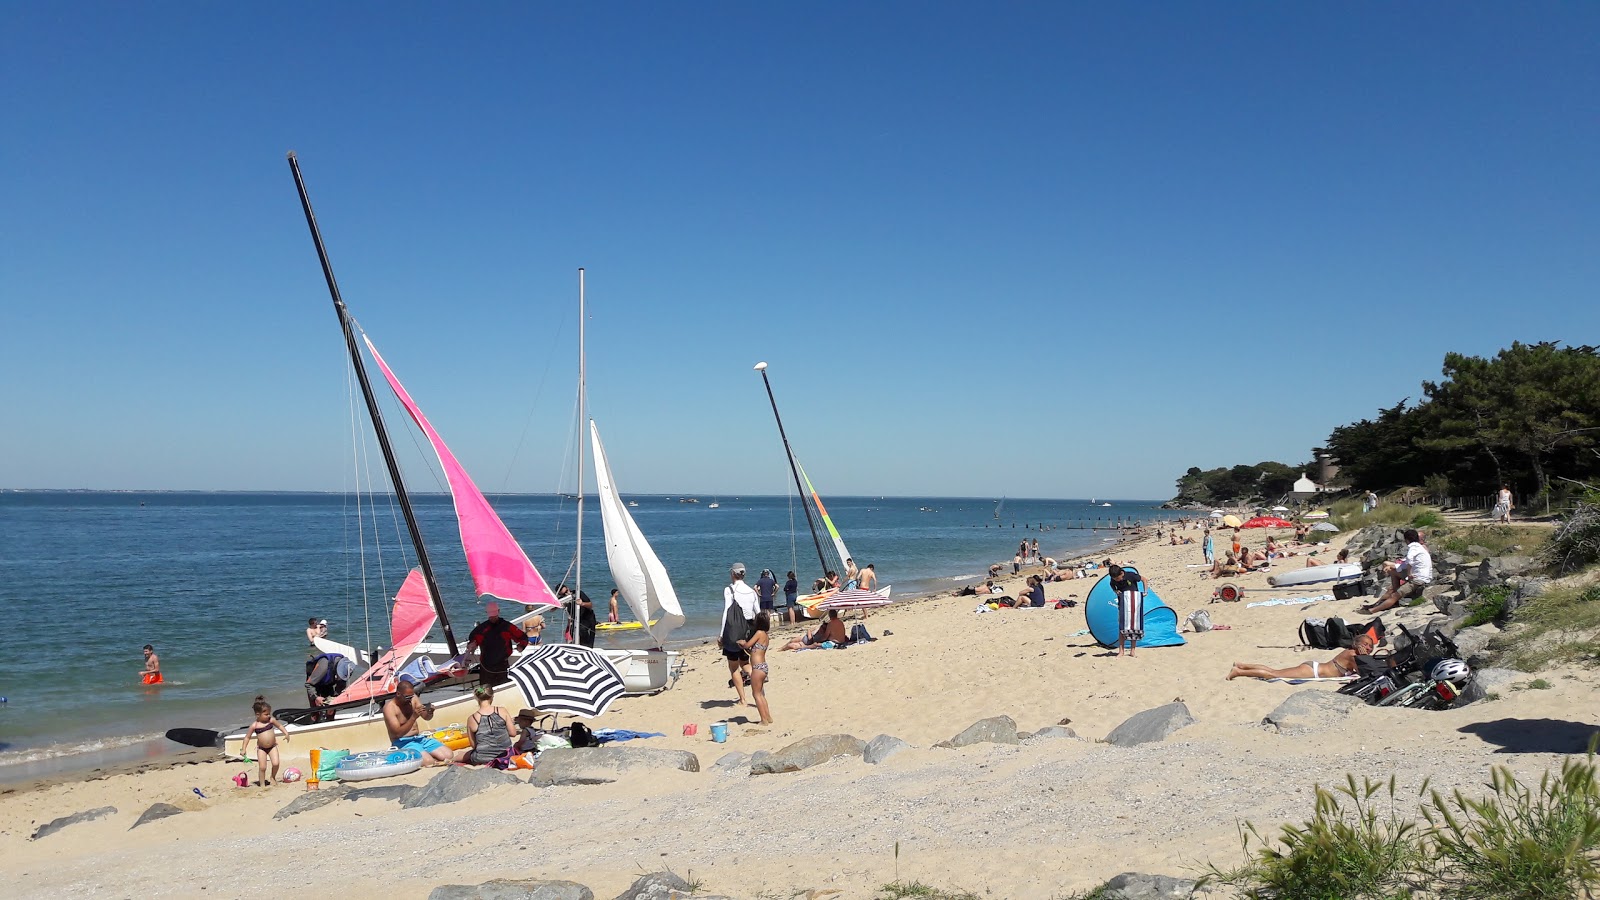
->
[245, 696, 290, 786]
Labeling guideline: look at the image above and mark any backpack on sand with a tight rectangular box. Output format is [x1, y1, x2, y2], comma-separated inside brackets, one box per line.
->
[1300, 618, 1334, 649]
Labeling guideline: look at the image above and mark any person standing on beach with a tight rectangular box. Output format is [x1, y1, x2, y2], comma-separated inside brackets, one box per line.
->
[737, 611, 774, 725]
[467, 601, 529, 686]
[1494, 485, 1513, 524]
[783, 570, 799, 622]
[1031, 538, 1039, 562]
[756, 568, 778, 614]
[857, 563, 878, 592]
[1202, 529, 1214, 565]
[140, 644, 163, 685]
[1107, 564, 1145, 658]
[721, 563, 759, 706]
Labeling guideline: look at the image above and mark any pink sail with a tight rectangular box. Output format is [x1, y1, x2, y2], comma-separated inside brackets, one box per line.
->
[364, 334, 560, 610]
[330, 569, 437, 704]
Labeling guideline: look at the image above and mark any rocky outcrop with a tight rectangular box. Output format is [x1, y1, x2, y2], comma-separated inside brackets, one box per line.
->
[1105, 703, 1195, 747]
[935, 715, 1019, 748]
[31, 806, 116, 840]
[864, 734, 913, 764]
[1023, 725, 1080, 742]
[614, 871, 691, 900]
[532, 747, 700, 787]
[130, 802, 185, 829]
[1262, 690, 1360, 734]
[750, 734, 864, 775]
[1100, 871, 1202, 899]
[427, 880, 593, 900]
[403, 765, 523, 809]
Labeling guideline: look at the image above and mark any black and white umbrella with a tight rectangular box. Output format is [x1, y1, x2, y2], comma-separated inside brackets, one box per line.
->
[506, 643, 626, 718]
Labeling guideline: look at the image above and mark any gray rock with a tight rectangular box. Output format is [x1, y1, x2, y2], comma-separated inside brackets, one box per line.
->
[1452, 624, 1499, 663]
[1105, 703, 1195, 747]
[1465, 544, 1494, 559]
[1429, 586, 1461, 611]
[1486, 555, 1540, 578]
[428, 879, 593, 900]
[275, 786, 348, 819]
[31, 806, 116, 840]
[711, 751, 750, 775]
[1101, 872, 1199, 899]
[403, 765, 522, 809]
[1262, 690, 1361, 734]
[532, 747, 700, 787]
[935, 715, 1019, 748]
[614, 871, 690, 900]
[750, 734, 865, 775]
[1024, 725, 1080, 742]
[864, 734, 913, 764]
[345, 783, 418, 803]
[130, 802, 185, 829]
[1473, 667, 1521, 691]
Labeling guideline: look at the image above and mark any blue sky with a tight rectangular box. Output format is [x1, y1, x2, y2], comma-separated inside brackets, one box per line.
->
[3, 4, 1596, 499]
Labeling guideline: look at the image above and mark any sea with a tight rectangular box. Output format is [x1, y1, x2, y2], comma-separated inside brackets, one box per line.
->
[0, 491, 1187, 782]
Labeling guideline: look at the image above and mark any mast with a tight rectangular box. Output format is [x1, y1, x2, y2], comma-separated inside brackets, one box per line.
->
[574, 267, 586, 635]
[754, 362, 830, 576]
[286, 152, 460, 658]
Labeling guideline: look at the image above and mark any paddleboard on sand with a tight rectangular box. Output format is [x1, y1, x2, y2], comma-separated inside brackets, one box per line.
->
[166, 727, 225, 748]
[1268, 563, 1362, 588]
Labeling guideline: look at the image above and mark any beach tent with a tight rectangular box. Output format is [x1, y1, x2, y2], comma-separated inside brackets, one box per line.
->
[1241, 516, 1294, 528]
[1084, 566, 1185, 649]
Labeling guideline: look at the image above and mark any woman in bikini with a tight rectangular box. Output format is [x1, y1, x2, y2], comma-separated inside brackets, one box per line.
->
[1226, 634, 1375, 681]
[246, 696, 290, 786]
[738, 611, 774, 725]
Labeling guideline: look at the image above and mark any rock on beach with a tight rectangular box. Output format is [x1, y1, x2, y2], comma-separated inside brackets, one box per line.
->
[427, 879, 594, 900]
[750, 734, 865, 775]
[531, 746, 700, 787]
[935, 715, 1019, 748]
[1104, 703, 1195, 747]
[31, 805, 116, 840]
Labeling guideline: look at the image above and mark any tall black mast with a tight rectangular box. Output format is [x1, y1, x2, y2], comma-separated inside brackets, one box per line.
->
[754, 362, 830, 576]
[286, 152, 460, 658]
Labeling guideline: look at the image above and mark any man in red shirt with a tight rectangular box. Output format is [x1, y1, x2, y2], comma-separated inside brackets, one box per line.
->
[467, 601, 529, 687]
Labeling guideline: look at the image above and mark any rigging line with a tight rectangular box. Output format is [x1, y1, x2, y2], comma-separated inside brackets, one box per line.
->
[356, 399, 395, 642]
[501, 303, 570, 492]
[341, 358, 359, 659]
[346, 358, 376, 664]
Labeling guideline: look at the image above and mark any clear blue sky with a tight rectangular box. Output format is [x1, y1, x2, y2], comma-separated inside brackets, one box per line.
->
[3, 4, 1596, 499]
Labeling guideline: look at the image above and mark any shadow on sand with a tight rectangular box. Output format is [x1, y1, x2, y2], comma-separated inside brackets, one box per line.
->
[1459, 718, 1600, 754]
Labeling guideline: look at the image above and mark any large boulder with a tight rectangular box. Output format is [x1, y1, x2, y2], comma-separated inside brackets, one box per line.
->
[275, 787, 347, 820]
[614, 871, 690, 900]
[403, 765, 522, 809]
[710, 751, 750, 776]
[750, 734, 865, 775]
[1262, 690, 1360, 734]
[864, 734, 913, 764]
[935, 715, 1019, 749]
[31, 806, 116, 840]
[428, 880, 593, 900]
[345, 783, 418, 804]
[532, 747, 700, 787]
[1105, 703, 1195, 747]
[1484, 555, 1540, 579]
[1451, 624, 1499, 663]
[1100, 872, 1200, 899]
[130, 802, 185, 829]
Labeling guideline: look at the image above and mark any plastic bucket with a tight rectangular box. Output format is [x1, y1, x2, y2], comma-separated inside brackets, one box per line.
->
[710, 722, 728, 743]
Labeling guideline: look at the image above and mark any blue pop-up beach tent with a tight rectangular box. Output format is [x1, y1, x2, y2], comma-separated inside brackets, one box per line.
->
[1084, 565, 1186, 648]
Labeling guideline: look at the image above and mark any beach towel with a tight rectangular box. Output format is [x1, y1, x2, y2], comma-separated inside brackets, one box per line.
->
[1264, 676, 1358, 684]
[593, 729, 665, 743]
[1246, 594, 1335, 609]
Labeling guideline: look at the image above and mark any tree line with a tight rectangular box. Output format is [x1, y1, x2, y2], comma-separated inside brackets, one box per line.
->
[1173, 342, 1600, 504]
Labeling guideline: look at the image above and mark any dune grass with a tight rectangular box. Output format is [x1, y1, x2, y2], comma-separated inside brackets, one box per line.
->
[1488, 576, 1600, 671]
[1433, 524, 1549, 558]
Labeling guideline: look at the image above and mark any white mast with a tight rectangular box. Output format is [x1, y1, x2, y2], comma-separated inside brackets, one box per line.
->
[575, 267, 586, 628]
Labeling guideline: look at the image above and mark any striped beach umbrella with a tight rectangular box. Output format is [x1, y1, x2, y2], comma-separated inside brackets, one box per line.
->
[813, 588, 893, 611]
[506, 643, 626, 718]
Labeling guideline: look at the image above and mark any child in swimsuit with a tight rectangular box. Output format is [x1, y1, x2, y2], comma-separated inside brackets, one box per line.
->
[246, 696, 290, 786]
[737, 612, 774, 725]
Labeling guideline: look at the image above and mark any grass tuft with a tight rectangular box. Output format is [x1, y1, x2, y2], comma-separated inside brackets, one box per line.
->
[1487, 573, 1600, 671]
[876, 881, 980, 900]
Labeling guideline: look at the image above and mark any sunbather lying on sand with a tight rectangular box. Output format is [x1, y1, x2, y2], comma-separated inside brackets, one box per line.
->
[1226, 634, 1375, 680]
[1305, 548, 1351, 567]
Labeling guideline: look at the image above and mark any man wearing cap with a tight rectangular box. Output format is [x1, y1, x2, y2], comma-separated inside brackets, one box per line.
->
[467, 601, 530, 687]
[721, 563, 759, 706]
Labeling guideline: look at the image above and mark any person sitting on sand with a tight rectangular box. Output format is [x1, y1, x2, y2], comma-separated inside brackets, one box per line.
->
[1209, 552, 1243, 578]
[781, 609, 847, 651]
[383, 678, 455, 766]
[1227, 634, 1376, 680]
[465, 683, 519, 766]
[1020, 575, 1047, 608]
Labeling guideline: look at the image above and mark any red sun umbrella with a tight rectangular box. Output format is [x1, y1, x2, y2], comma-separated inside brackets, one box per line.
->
[1241, 516, 1294, 528]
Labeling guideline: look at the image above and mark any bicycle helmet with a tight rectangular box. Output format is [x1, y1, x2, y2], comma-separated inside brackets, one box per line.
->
[1431, 658, 1472, 684]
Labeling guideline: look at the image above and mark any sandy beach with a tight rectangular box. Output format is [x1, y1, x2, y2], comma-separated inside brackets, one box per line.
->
[4, 523, 1596, 898]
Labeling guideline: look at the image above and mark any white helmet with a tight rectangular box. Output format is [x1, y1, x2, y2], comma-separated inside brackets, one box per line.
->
[1431, 658, 1472, 684]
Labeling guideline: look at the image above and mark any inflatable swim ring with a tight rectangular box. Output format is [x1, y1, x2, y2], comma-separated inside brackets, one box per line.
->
[335, 748, 425, 782]
[431, 724, 470, 750]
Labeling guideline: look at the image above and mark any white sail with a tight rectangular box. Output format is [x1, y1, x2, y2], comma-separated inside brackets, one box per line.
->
[590, 419, 685, 646]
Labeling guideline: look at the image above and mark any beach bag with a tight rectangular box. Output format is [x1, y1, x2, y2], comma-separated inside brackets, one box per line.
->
[1186, 609, 1213, 632]
[848, 623, 874, 643]
[719, 599, 752, 655]
[316, 748, 351, 782]
[1300, 618, 1334, 649]
[566, 722, 596, 749]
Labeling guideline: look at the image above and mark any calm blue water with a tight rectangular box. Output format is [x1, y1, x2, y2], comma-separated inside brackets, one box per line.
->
[0, 491, 1183, 769]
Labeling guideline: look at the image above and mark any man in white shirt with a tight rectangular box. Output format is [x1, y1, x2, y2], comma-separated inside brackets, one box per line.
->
[720, 563, 759, 706]
[1362, 529, 1433, 614]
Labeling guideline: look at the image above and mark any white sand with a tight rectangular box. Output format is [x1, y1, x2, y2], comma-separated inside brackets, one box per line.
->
[3, 525, 1596, 898]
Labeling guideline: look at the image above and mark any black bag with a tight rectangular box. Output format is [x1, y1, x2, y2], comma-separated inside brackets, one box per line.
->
[848, 623, 874, 643]
[1300, 618, 1334, 649]
[719, 595, 752, 656]
[566, 721, 596, 748]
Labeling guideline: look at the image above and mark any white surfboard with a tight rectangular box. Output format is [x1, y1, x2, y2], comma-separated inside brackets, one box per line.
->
[1268, 564, 1362, 588]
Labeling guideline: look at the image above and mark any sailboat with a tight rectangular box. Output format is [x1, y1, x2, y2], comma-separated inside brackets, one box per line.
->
[573, 269, 685, 688]
[202, 154, 566, 757]
[994, 497, 1005, 520]
[752, 362, 889, 614]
